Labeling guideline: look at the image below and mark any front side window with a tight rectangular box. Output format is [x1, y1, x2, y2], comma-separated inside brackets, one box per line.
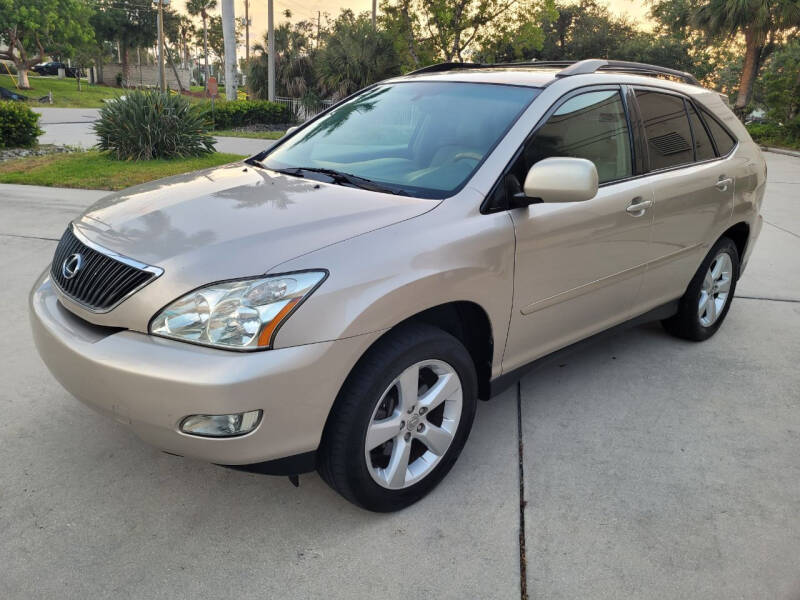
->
[521, 89, 633, 184]
[263, 82, 539, 198]
[635, 90, 694, 170]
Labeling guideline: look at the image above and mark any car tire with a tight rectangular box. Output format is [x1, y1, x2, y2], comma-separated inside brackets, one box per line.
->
[661, 237, 740, 341]
[318, 322, 478, 512]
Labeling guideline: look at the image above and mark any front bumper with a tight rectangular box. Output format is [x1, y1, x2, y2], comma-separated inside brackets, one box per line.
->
[30, 272, 381, 465]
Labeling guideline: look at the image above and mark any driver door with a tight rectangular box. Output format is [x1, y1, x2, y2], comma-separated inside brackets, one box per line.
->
[500, 86, 654, 372]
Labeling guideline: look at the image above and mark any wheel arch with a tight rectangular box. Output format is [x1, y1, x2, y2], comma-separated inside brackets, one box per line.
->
[330, 301, 495, 415]
[404, 301, 494, 400]
[719, 221, 750, 277]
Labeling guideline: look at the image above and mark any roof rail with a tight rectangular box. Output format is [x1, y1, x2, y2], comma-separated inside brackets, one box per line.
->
[555, 59, 700, 86]
[408, 62, 486, 75]
[408, 60, 576, 75]
[406, 59, 701, 86]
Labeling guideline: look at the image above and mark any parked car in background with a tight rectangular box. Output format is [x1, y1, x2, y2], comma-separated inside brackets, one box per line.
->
[32, 61, 81, 77]
[30, 59, 765, 512]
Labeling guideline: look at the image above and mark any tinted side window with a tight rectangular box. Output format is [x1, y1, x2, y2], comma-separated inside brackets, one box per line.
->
[522, 89, 633, 184]
[700, 106, 737, 156]
[686, 102, 715, 161]
[635, 90, 694, 170]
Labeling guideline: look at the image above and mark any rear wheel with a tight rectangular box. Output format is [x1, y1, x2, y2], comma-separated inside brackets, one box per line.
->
[662, 237, 739, 341]
[318, 323, 477, 512]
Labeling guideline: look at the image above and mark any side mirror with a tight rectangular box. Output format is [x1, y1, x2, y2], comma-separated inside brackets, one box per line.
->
[515, 157, 598, 206]
[285, 126, 299, 136]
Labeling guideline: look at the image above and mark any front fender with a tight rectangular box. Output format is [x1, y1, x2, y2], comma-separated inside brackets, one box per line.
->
[268, 199, 516, 379]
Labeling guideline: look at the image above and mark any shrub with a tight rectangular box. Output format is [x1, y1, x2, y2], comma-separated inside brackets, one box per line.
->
[203, 99, 294, 129]
[94, 90, 216, 160]
[745, 122, 781, 142]
[746, 121, 800, 150]
[0, 101, 43, 149]
[786, 116, 800, 141]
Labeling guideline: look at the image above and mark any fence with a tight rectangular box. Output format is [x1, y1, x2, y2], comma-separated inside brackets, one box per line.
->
[275, 96, 335, 122]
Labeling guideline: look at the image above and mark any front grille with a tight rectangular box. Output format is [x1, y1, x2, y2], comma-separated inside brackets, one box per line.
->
[50, 227, 159, 312]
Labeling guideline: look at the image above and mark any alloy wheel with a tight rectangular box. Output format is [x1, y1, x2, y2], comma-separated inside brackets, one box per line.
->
[698, 252, 733, 327]
[364, 360, 463, 490]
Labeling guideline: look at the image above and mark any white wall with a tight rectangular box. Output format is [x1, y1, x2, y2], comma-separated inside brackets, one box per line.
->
[101, 63, 191, 89]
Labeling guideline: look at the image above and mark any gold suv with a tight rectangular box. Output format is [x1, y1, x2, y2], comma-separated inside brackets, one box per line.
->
[30, 60, 765, 511]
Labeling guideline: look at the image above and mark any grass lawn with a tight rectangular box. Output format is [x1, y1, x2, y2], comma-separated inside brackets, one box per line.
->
[1, 74, 123, 108]
[213, 129, 285, 140]
[0, 151, 245, 190]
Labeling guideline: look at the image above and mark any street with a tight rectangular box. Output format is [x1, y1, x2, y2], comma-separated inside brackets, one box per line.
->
[0, 152, 798, 599]
[32, 107, 273, 156]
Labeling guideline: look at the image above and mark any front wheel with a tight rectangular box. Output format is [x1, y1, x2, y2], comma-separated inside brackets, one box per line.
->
[318, 323, 478, 512]
[662, 237, 739, 341]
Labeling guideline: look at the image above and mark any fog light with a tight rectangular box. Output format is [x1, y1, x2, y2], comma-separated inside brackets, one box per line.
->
[180, 410, 262, 437]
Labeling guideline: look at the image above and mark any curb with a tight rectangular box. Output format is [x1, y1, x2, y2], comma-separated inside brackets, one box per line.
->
[760, 146, 800, 158]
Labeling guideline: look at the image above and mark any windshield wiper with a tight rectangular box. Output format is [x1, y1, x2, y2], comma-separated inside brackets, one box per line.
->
[273, 166, 407, 195]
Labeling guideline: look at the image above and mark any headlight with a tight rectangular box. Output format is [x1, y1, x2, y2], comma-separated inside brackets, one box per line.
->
[150, 271, 327, 350]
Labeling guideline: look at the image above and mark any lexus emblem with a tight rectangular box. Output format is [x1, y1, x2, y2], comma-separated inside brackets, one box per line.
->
[61, 253, 84, 280]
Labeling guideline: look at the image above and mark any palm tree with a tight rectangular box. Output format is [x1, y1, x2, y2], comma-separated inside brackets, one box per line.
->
[315, 11, 401, 99]
[186, 0, 217, 91]
[249, 20, 316, 98]
[178, 15, 196, 68]
[694, 0, 800, 117]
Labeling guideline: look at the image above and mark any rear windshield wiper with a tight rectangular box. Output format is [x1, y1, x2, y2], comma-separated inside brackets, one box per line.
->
[273, 166, 407, 196]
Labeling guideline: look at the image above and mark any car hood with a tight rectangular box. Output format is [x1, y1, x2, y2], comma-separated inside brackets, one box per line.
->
[72, 162, 438, 283]
[60, 162, 439, 330]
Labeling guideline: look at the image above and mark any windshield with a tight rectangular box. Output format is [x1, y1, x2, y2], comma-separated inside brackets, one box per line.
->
[262, 82, 540, 198]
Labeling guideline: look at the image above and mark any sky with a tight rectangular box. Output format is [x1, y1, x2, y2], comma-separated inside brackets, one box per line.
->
[174, 0, 652, 57]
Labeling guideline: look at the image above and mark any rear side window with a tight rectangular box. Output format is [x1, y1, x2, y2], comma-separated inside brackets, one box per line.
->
[635, 90, 694, 170]
[686, 102, 715, 161]
[522, 89, 633, 184]
[699, 106, 737, 156]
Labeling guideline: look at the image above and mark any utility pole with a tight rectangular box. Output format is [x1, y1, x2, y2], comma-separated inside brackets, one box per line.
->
[156, 0, 167, 91]
[372, 0, 376, 28]
[220, 0, 237, 100]
[317, 11, 321, 48]
[244, 0, 250, 62]
[267, 0, 275, 101]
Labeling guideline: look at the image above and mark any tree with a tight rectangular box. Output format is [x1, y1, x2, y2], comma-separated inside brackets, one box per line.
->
[477, 0, 698, 77]
[249, 19, 316, 99]
[420, 0, 529, 61]
[648, 0, 736, 87]
[0, 0, 94, 88]
[91, 0, 158, 85]
[177, 16, 196, 68]
[474, 0, 557, 63]
[379, 0, 437, 70]
[204, 14, 242, 70]
[757, 39, 800, 122]
[315, 10, 401, 99]
[693, 0, 800, 116]
[378, 0, 545, 64]
[186, 0, 217, 90]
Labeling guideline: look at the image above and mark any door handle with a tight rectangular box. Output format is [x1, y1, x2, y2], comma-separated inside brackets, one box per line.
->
[716, 176, 733, 192]
[626, 198, 653, 216]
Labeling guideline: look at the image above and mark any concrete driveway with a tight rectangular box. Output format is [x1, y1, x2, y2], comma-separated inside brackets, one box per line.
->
[0, 153, 798, 599]
[33, 107, 273, 156]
